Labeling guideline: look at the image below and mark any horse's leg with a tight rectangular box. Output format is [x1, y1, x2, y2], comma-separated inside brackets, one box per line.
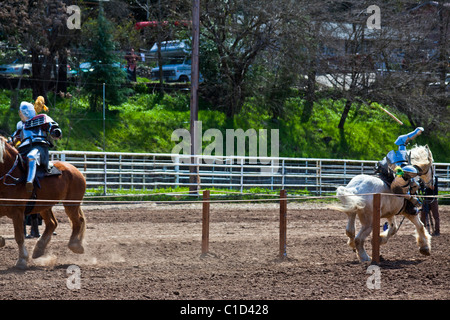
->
[345, 212, 357, 251]
[32, 208, 58, 259]
[64, 204, 86, 254]
[354, 209, 372, 262]
[380, 215, 398, 245]
[404, 214, 431, 256]
[12, 212, 28, 269]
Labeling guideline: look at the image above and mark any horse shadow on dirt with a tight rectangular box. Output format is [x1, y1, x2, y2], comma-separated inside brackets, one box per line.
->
[378, 257, 425, 269]
[341, 257, 425, 269]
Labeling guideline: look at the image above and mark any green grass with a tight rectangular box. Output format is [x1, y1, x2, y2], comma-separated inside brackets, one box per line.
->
[1, 87, 448, 162]
[84, 185, 337, 203]
[1, 86, 448, 202]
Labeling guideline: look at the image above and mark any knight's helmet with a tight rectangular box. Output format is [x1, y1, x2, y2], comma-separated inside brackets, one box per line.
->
[19, 101, 36, 120]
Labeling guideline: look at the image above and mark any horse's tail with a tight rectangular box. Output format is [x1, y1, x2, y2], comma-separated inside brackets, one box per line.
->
[330, 186, 366, 214]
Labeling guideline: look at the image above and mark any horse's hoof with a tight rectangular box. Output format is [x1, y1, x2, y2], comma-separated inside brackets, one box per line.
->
[358, 254, 371, 263]
[419, 247, 431, 256]
[68, 243, 84, 254]
[32, 241, 46, 259]
[32, 250, 45, 260]
[0, 237, 5, 248]
[15, 259, 28, 270]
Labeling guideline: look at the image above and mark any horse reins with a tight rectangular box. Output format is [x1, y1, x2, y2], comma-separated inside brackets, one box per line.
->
[0, 154, 21, 186]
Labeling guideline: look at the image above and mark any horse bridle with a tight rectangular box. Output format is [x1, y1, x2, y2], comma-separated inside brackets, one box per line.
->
[0, 154, 21, 186]
[415, 164, 434, 188]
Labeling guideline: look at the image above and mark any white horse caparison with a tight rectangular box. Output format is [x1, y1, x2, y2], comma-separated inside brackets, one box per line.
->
[333, 145, 434, 262]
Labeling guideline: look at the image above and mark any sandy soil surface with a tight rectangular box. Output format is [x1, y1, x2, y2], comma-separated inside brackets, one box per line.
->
[0, 202, 448, 301]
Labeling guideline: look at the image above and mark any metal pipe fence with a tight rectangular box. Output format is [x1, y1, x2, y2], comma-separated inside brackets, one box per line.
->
[49, 151, 450, 195]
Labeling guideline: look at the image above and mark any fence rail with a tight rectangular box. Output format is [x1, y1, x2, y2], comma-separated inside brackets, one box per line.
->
[49, 151, 450, 195]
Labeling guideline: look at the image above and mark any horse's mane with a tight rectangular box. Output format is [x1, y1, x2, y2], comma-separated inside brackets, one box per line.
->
[410, 144, 433, 167]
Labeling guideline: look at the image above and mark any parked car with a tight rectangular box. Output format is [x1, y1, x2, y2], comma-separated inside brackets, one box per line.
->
[149, 40, 191, 58]
[151, 57, 203, 83]
[428, 75, 449, 91]
[151, 57, 190, 82]
[0, 58, 31, 76]
[149, 40, 203, 83]
[75, 61, 126, 74]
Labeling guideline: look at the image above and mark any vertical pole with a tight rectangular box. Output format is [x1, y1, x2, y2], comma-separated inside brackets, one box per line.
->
[103, 83, 106, 152]
[240, 158, 244, 193]
[174, 155, 180, 187]
[103, 154, 107, 196]
[279, 189, 287, 259]
[372, 193, 381, 264]
[202, 189, 210, 255]
[189, 0, 200, 194]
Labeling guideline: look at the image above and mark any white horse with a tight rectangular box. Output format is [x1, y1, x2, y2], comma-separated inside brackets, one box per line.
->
[333, 145, 434, 262]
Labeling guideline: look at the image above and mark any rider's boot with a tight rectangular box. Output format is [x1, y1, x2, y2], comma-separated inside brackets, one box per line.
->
[405, 195, 421, 215]
[26, 159, 37, 193]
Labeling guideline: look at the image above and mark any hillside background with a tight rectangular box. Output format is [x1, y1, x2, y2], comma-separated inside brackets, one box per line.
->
[0, 1, 448, 163]
[0, 86, 448, 163]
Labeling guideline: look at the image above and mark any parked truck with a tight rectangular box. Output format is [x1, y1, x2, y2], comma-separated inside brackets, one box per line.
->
[149, 40, 202, 83]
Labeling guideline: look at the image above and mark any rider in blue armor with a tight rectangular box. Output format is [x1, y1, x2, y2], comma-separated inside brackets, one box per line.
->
[11, 102, 62, 193]
[385, 127, 424, 214]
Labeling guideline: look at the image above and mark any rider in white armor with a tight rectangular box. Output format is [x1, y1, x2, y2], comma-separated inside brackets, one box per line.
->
[385, 127, 424, 214]
[11, 102, 62, 193]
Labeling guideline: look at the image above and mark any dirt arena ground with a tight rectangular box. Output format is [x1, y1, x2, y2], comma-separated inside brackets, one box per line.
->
[0, 201, 448, 301]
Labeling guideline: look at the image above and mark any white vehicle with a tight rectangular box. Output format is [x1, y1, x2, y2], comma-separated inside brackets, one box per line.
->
[151, 57, 193, 82]
[149, 40, 203, 83]
[0, 58, 31, 76]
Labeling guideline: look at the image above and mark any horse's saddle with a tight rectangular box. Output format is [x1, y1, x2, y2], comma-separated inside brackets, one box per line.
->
[18, 158, 62, 214]
[18, 154, 62, 186]
[34, 163, 62, 188]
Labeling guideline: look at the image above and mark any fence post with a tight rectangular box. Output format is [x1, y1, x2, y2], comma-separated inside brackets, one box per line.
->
[279, 189, 287, 259]
[240, 158, 244, 193]
[201, 190, 210, 256]
[103, 154, 107, 196]
[372, 193, 381, 264]
[174, 155, 180, 187]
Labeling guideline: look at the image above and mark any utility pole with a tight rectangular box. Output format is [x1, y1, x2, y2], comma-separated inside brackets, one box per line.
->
[189, 0, 200, 193]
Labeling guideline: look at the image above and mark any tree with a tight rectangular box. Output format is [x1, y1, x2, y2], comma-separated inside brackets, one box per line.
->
[0, 0, 75, 98]
[201, 0, 286, 118]
[134, 0, 190, 94]
[365, 1, 449, 134]
[82, 6, 130, 111]
[0, 0, 74, 101]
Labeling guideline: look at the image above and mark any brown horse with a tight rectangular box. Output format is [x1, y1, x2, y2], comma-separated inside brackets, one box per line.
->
[0, 137, 86, 269]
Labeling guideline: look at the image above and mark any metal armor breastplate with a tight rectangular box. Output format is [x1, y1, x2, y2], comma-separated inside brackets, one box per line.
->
[18, 126, 49, 148]
[18, 114, 55, 149]
[386, 149, 408, 167]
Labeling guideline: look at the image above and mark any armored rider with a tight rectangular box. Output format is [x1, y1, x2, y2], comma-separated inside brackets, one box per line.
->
[11, 101, 62, 193]
[385, 127, 424, 214]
